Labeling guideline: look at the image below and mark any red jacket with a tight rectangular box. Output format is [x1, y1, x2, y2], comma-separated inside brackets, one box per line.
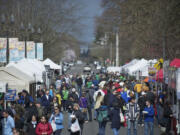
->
[35, 122, 53, 135]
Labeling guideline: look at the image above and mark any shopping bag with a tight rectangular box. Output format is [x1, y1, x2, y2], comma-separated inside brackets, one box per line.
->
[70, 119, 81, 133]
[120, 109, 125, 123]
[51, 121, 56, 132]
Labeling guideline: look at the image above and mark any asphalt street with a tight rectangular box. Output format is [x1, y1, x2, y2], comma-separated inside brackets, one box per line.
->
[61, 111, 162, 135]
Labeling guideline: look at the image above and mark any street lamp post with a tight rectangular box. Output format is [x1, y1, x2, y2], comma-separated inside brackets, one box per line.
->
[31, 27, 41, 59]
[20, 22, 32, 58]
[1, 14, 15, 64]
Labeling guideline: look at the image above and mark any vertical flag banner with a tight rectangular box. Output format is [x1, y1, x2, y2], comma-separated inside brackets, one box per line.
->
[0, 38, 7, 63]
[36, 43, 43, 60]
[27, 41, 35, 59]
[18, 41, 25, 60]
[9, 38, 19, 62]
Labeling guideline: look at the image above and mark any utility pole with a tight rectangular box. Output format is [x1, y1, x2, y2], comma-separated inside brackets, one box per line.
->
[110, 43, 113, 66]
[116, 32, 119, 66]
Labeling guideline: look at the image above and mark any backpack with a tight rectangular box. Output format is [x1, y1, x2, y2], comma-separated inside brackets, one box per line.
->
[97, 109, 109, 122]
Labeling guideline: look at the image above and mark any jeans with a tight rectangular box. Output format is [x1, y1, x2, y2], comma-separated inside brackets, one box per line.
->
[112, 128, 119, 135]
[87, 107, 92, 121]
[77, 85, 82, 97]
[98, 121, 107, 135]
[127, 120, 137, 135]
[144, 122, 154, 135]
[138, 111, 143, 124]
[94, 109, 97, 120]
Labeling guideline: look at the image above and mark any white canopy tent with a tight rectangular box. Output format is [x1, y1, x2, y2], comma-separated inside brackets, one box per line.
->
[0, 67, 34, 92]
[6, 59, 45, 82]
[43, 58, 61, 70]
[123, 59, 157, 76]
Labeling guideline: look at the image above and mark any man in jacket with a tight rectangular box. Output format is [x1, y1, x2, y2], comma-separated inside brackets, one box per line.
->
[1, 110, 15, 135]
[41, 90, 52, 114]
[76, 75, 83, 97]
[143, 100, 155, 135]
[126, 97, 140, 135]
[138, 92, 147, 126]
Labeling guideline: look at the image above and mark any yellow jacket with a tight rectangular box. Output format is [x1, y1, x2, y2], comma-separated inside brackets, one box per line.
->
[134, 84, 142, 93]
[56, 94, 62, 105]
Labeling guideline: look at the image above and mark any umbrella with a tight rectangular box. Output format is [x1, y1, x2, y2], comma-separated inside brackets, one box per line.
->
[170, 58, 180, 68]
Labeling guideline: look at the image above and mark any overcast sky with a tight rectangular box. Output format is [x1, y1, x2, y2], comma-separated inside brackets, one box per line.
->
[77, 0, 103, 43]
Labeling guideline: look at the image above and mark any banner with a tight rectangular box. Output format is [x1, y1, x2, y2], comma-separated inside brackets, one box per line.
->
[0, 38, 7, 62]
[18, 41, 25, 60]
[9, 38, 19, 62]
[5, 89, 16, 101]
[27, 41, 35, 59]
[36, 43, 43, 60]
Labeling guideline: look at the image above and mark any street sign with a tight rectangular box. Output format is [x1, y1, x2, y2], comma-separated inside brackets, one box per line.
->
[0, 82, 6, 93]
[5, 89, 16, 101]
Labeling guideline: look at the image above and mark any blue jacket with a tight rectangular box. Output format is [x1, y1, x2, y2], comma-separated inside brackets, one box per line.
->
[144, 105, 154, 122]
[49, 112, 64, 130]
[120, 92, 128, 103]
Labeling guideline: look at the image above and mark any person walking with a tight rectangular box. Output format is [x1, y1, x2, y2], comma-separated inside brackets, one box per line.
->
[35, 115, 53, 135]
[126, 97, 140, 135]
[26, 115, 37, 135]
[143, 100, 155, 135]
[49, 106, 64, 135]
[110, 102, 121, 135]
[163, 101, 173, 134]
[61, 86, 69, 111]
[71, 103, 85, 135]
[1, 110, 15, 135]
[41, 90, 52, 115]
[79, 92, 88, 122]
[97, 102, 108, 135]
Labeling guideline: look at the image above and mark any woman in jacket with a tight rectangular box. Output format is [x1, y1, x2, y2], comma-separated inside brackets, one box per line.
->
[50, 96, 60, 113]
[35, 115, 53, 135]
[71, 103, 85, 135]
[27, 115, 37, 135]
[110, 102, 121, 135]
[49, 106, 64, 135]
[163, 101, 173, 134]
[79, 92, 88, 122]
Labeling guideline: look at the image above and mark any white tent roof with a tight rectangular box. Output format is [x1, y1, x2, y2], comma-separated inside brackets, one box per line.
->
[127, 59, 148, 74]
[0, 67, 32, 92]
[6, 59, 45, 82]
[126, 59, 157, 76]
[0, 67, 34, 83]
[43, 58, 61, 69]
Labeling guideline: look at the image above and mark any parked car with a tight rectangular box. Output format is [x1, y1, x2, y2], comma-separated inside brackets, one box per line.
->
[96, 65, 102, 70]
[69, 62, 74, 67]
[77, 60, 83, 65]
[83, 65, 91, 72]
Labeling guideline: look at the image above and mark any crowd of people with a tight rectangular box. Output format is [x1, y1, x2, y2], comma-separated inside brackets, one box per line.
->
[0, 72, 175, 135]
